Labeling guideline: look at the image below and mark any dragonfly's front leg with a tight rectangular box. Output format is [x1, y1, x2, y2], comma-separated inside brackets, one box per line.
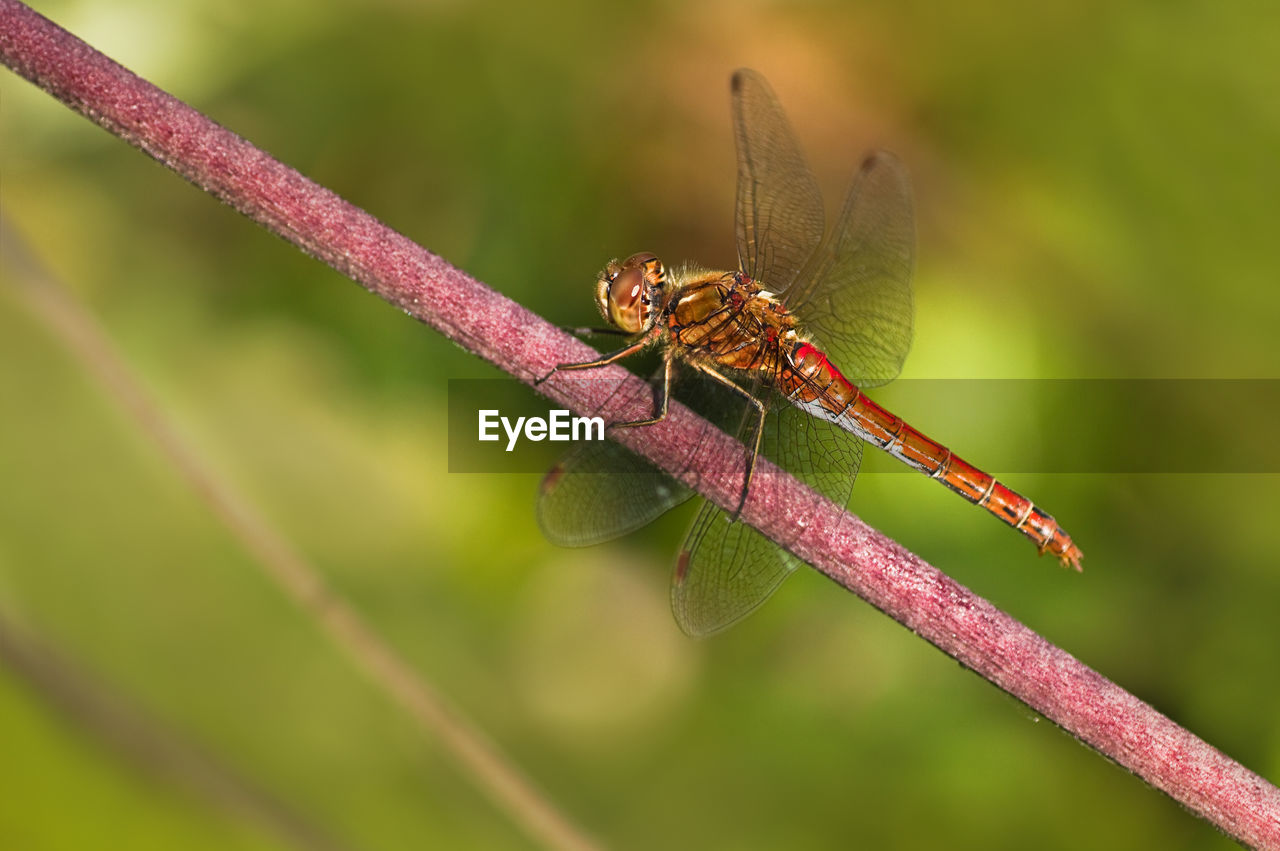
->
[689, 363, 767, 518]
[552, 339, 650, 373]
[536, 329, 656, 385]
[539, 328, 669, 424]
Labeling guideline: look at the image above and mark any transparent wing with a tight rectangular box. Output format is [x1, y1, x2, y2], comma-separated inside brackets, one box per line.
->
[785, 151, 915, 388]
[763, 401, 865, 508]
[732, 68, 825, 293]
[538, 439, 693, 547]
[733, 69, 914, 387]
[537, 367, 757, 549]
[672, 501, 800, 637]
[670, 400, 864, 637]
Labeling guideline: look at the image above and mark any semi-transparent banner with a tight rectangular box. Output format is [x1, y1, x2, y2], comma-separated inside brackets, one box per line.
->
[447, 378, 1280, 475]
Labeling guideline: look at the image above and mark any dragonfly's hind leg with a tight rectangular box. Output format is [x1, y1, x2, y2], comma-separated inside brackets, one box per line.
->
[611, 349, 676, 428]
[689, 363, 766, 519]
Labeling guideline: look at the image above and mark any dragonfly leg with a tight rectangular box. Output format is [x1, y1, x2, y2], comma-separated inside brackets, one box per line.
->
[690, 363, 766, 518]
[535, 331, 654, 385]
[611, 349, 675, 428]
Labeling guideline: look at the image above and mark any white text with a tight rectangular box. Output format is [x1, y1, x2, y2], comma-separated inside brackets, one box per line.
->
[477, 409, 605, 451]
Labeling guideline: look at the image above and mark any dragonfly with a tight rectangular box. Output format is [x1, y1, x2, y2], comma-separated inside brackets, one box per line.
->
[539, 69, 1081, 637]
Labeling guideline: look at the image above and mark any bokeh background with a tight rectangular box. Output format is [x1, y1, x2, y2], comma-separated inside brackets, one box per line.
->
[3, 0, 1278, 848]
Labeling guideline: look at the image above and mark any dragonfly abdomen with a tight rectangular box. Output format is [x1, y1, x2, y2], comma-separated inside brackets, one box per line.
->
[779, 342, 1082, 569]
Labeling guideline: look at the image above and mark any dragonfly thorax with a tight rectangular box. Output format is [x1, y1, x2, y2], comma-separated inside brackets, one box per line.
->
[595, 252, 667, 335]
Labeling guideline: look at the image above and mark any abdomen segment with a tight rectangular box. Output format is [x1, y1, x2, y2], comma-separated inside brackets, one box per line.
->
[779, 342, 1083, 569]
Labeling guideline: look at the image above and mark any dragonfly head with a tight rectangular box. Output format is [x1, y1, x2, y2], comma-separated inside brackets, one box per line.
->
[595, 252, 666, 335]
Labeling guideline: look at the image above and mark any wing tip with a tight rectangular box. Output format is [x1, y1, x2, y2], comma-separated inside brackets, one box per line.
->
[730, 67, 763, 94]
[860, 149, 904, 174]
[539, 461, 566, 496]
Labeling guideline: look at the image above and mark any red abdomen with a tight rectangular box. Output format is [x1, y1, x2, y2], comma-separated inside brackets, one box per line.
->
[777, 342, 1082, 569]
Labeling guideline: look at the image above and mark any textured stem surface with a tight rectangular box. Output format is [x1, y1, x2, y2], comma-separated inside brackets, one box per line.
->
[2, 2, 1277, 847]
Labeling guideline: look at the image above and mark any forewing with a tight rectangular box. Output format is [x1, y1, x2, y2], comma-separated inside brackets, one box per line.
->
[785, 151, 915, 388]
[538, 439, 693, 547]
[732, 68, 825, 293]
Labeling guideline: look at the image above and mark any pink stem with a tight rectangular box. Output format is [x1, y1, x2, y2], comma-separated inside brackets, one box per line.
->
[2, 2, 1277, 846]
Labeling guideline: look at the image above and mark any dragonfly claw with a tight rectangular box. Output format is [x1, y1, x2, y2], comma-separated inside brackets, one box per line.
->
[1038, 539, 1084, 572]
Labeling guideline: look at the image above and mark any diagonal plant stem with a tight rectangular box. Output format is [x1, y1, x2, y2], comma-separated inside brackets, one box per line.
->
[2, 2, 1278, 848]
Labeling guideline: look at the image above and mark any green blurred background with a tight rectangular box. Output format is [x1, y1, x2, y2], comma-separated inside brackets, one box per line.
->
[2, 0, 1278, 848]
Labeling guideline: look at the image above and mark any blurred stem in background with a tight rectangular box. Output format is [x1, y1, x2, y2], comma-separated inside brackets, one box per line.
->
[0, 610, 352, 851]
[1, 211, 600, 851]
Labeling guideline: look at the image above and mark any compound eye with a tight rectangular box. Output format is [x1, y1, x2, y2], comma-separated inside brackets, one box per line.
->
[607, 266, 646, 333]
[623, 252, 660, 272]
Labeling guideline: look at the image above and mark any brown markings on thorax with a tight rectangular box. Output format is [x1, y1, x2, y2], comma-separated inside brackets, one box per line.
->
[665, 271, 798, 375]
